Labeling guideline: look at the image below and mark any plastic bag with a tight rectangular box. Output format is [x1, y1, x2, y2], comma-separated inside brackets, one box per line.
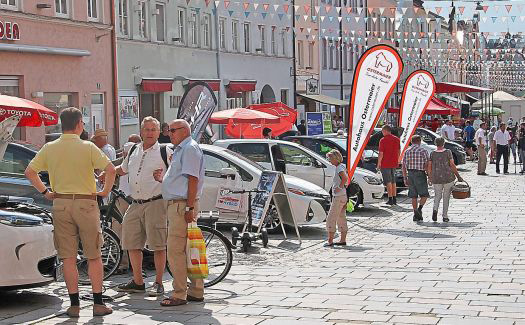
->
[186, 222, 209, 279]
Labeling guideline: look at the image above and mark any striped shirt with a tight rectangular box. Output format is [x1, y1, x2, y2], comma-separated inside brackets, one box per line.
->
[402, 144, 429, 171]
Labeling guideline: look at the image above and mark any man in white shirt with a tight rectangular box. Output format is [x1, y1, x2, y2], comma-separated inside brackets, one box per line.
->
[494, 123, 511, 174]
[115, 117, 172, 296]
[475, 122, 488, 175]
[441, 120, 456, 140]
[473, 116, 482, 130]
[92, 129, 117, 161]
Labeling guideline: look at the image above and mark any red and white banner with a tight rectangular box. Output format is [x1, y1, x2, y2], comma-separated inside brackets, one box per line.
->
[398, 70, 436, 158]
[346, 44, 403, 179]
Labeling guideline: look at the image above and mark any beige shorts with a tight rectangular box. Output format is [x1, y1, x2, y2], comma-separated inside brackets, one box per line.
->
[52, 198, 103, 260]
[122, 199, 168, 251]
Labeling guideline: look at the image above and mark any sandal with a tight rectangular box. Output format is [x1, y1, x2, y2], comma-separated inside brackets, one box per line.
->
[160, 297, 187, 307]
[334, 242, 347, 246]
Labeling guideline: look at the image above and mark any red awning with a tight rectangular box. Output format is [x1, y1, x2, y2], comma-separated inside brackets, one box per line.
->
[226, 80, 257, 97]
[141, 79, 174, 92]
[187, 79, 221, 92]
[436, 82, 492, 94]
[388, 96, 461, 115]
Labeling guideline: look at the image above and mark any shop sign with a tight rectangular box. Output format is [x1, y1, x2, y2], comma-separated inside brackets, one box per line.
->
[0, 21, 20, 41]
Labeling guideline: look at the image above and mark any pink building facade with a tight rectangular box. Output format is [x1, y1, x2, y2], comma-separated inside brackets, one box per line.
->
[0, 0, 117, 147]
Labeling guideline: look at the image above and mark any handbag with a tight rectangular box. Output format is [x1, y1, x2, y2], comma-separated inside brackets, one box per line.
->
[186, 222, 209, 279]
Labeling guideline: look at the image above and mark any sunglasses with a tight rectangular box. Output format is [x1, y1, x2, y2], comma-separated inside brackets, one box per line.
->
[169, 127, 185, 133]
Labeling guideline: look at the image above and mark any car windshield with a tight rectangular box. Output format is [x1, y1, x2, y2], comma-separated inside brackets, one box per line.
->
[222, 148, 265, 171]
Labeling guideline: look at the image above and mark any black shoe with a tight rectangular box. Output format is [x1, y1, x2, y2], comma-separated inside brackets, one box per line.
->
[417, 206, 423, 221]
[496, 171, 500, 174]
[385, 197, 393, 205]
[432, 210, 438, 222]
[413, 209, 422, 222]
[116, 280, 146, 293]
[392, 197, 397, 205]
[443, 217, 450, 222]
[413, 212, 419, 222]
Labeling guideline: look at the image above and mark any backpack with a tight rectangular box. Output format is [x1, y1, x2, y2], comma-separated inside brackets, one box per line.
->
[128, 143, 171, 169]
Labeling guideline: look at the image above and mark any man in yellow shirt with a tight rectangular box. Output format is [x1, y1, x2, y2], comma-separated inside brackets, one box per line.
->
[24, 107, 116, 318]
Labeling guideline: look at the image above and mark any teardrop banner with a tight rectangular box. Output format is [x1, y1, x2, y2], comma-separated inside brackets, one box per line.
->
[398, 70, 436, 159]
[346, 44, 403, 180]
[177, 81, 218, 142]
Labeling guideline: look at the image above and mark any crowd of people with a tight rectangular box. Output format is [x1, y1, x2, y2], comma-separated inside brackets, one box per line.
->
[24, 108, 206, 317]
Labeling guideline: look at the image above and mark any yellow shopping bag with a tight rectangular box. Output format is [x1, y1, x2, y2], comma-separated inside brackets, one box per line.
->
[186, 223, 209, 280]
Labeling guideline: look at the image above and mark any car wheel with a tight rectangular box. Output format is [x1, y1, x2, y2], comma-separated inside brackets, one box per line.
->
[263, 203, 282, 234]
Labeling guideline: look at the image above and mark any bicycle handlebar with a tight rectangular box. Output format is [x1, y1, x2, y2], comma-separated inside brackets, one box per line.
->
[110, 188, 133, 205]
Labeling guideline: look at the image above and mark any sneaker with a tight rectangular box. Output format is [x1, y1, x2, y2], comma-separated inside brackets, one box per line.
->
[432, 210, 438, 222]
[116, 280, 145, 293]
[147, 282, 165, 297]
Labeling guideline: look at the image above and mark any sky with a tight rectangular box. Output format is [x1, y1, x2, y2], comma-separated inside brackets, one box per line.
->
[423, 0, 525, 35]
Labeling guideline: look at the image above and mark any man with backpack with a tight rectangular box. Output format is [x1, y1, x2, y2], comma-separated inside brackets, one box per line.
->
[115, 116, 172, 296]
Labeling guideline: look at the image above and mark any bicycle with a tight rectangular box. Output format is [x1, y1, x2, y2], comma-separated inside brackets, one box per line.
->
[76, 188, 233, 288]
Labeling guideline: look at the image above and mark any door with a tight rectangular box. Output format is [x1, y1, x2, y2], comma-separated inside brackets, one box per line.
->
[91, 93, 105, 132]
[140, 93, 161, 121]
[277, 143, 325, 189]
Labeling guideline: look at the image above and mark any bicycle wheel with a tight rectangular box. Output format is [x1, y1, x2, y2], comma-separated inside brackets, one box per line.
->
[78, 228, 123, 285]
[166, 226, 233, 288]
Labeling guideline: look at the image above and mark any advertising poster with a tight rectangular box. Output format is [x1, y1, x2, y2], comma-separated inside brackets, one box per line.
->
[251, 171, 278, 228]
[346, 44, 403, 179]
[177, 81, 218, 142]
[398, 70, 436, 158]
[215, 187, 245, 212]
[322, 112, 333, 133]
[119, 95, 139, 126]
[306, 112, 323, 136]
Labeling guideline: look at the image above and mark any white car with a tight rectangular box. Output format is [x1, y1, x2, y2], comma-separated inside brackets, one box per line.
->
[213, 139, 385, 207]
[0, 198, 56, 290]
[200, 145, 331, 231]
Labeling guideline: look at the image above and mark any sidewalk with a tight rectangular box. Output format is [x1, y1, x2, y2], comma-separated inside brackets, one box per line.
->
[3, 161, 525, 324]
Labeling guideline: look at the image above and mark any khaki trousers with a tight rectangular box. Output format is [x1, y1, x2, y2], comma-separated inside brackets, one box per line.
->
[113, 197, 130, 269]
[477, 144, 487, 174]
[167, 200, 204, 300]
[326, 195, 349, 233]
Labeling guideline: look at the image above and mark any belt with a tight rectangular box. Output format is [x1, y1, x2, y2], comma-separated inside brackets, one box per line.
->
[131, 195, 163, 204]
[167, 199, 186, 205]
[55, 194, 97, 201]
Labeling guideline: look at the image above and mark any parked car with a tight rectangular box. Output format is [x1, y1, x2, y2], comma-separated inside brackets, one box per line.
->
[0, 197, 56, 290]
[213, 139, 385, 207]
[200, 145, 330, 231]
[0, 142, 330, 232]
[415, 128, 466, 165]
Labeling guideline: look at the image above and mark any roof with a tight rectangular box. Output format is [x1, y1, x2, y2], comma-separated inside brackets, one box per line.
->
[435, 82, 492, 94]
[439, 95, 470, 105]
[472, 90, 525, 108]
[298, 93, 349, 106]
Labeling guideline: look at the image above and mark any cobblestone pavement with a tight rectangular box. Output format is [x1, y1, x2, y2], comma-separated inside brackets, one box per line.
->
[2, 161, 525, 324]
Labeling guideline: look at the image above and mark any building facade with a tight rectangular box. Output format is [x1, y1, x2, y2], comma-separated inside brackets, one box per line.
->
[116, 0, 294, 144]
[0, 0, 116, 147]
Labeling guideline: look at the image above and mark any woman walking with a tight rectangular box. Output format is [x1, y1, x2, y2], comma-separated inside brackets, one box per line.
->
[428, 137, 464, 222]
[325, 149, 349, 247]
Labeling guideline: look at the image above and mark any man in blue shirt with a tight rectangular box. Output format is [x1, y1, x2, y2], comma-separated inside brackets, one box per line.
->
[463, 120, 476, 161]
[153, 119, 205, 307]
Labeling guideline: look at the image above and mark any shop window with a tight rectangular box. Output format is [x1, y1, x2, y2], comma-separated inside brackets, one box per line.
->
[0, 0, 17, 10]
[87, 0, 98, 21]
[44, 93, 74, 135]
[55, 0, 69, 17]
[118, 0, 128, 36]
[155, 3, 165, 42]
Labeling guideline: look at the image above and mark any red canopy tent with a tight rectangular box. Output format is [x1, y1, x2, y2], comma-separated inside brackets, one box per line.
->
[435, 82, 491, 94]
[225, 102, 297, 138]
[388, 96, 460, 115]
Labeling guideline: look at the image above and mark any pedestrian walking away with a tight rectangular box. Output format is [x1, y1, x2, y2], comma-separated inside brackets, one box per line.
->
[115, 116, 171, 297]
[402, 135, 431, 222]
[377, 125, 400, 206]
[154, 119, 205, 307]
[494, 123, 511, 174]
[324, 149, 349, 247]
[475, 122, 488, 175]
[463, 121, 476, 161]
[519, 122, 525, 173]
[24, 107, 116, 317]
[428, 137, 464, 222]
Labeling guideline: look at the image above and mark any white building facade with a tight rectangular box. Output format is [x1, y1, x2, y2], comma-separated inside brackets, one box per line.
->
[115, 0, 293, 144]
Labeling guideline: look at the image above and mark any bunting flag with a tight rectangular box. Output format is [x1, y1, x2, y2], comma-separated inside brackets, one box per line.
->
[346, 44, 403, 180]
[398, 70, 436, 159]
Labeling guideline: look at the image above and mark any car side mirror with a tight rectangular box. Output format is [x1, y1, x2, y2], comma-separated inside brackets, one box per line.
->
[220, 167, 237, 180]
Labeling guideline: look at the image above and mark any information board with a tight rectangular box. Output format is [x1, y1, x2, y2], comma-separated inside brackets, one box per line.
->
[306, 112, 323, 136]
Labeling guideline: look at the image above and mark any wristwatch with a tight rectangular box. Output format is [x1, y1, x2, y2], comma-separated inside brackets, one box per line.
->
[41, 188, 49, 195]
[185, 206, 194, 212]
